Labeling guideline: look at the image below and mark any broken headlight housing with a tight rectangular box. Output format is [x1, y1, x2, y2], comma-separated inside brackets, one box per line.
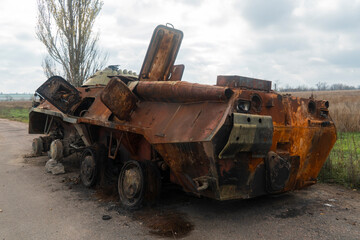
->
[236, 100, 251, 113]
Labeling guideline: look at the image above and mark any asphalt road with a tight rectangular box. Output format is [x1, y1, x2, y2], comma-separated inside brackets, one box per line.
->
[0, 118, 359, 240]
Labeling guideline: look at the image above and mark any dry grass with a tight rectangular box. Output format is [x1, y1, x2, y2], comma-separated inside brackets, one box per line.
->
[288, 90, 360, 132]
[0, 101, 32, 109]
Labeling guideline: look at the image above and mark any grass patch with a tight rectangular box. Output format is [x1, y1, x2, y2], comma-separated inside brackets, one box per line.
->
[319, 132, 360, 188]
[0, 101, 32, 123]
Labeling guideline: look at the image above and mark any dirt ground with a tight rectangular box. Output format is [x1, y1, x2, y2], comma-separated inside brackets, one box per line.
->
[0, 119, 359, 240]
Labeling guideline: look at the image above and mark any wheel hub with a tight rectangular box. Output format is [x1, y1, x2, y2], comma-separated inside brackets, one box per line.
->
[118, 161, 145, 208]
[122, 168, 142, 199]
[81, 155, 96, 185]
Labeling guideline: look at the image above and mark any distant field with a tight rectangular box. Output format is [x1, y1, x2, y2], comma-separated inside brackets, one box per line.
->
[0, 101, 32, 123]
[288, 90, 360, 132]
[0, 93, 33, 101]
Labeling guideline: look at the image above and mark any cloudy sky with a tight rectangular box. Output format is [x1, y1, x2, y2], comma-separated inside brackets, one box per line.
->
[1, 0, 360, 93]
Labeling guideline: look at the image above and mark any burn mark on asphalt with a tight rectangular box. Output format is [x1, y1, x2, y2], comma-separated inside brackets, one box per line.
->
[133, 209, 194, 238]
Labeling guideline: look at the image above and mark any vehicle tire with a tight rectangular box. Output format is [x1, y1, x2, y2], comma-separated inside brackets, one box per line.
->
[118, 160, 161, 209]
[80, 148, 99, 187]
[32, 137, 43, 156]
[50, 139, 63, 161]
[118, 160, 145, 210]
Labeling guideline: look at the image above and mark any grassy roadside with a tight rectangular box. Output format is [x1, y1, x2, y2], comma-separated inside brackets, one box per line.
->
[0, 101, 32, 123]
[319, 132, 360, 188]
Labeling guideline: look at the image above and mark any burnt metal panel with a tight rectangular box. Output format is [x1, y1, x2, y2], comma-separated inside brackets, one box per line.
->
[219, 113, 273, 159]
[100, 77, 138, 120]
[265, 151, 291, 193]
[217, 75, 272, 92]
[129, 100, 230, 143]
[139, 25, 183, 81]
[36, 76, 81, 114]
[168, 64, 185, 81]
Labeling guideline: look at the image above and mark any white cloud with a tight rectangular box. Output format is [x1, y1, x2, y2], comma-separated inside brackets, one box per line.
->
[0, 0, 45, 93]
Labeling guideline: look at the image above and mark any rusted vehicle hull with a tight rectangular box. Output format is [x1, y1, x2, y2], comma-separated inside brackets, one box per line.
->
[29, 25, 336, 208]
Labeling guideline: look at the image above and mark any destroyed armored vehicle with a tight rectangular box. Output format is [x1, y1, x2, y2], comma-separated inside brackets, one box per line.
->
[29, 25, 337, 209]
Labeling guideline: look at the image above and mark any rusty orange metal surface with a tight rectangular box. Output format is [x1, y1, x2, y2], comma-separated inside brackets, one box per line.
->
[139, 25, 183, 82]
[136, 81, 233, 102]
[101, 77, 138, 120]
[29, 24, 337, 202]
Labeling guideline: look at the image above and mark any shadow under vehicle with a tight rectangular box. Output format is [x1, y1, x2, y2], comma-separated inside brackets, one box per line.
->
[29, 24, 337, 209]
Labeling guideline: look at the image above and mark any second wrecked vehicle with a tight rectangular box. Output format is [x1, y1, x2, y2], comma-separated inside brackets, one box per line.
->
[29, 25, 337, 209]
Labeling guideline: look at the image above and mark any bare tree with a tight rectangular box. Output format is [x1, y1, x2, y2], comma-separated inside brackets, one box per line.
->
[316, 82, 328, 91]
[36, 0, 108, 87]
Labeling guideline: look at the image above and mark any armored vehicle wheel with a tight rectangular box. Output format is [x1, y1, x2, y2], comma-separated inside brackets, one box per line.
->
[50, 139, 63, 161]
[32, 137, 43, 155]
[118, 160, 145, 209]
[80, 148, 98, 187]
[118, 160, 161, 209]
